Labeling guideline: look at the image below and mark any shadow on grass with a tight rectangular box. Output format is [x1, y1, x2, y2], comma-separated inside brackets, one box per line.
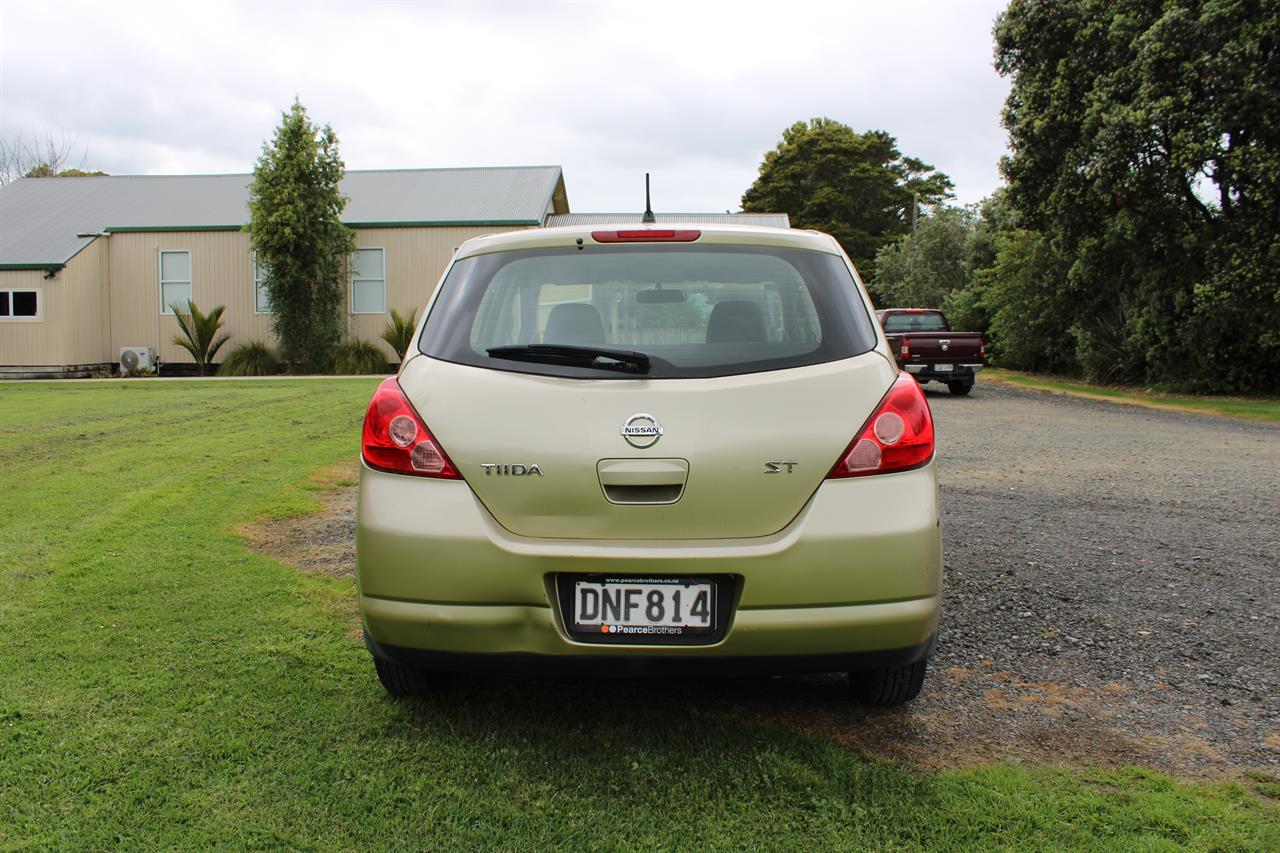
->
[376, 672, 934, 828]
[379, 670, 921, 776]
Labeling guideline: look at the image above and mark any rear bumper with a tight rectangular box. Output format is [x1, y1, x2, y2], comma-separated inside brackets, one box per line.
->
[357, 459, 942, 666]
[366, 630, 938, 677]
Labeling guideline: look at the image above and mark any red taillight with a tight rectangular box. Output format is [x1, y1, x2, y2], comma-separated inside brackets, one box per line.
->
[361, 377, 461, 479]
[827, 372, 935, 478]
[979, 337, 987, 359]
[591, 229, 701, 243]
[900, 337, 911, 357]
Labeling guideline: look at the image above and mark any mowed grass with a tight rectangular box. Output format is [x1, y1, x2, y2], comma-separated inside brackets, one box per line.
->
[983, 368, 1280, 423]
[1, 379, 1277, 850]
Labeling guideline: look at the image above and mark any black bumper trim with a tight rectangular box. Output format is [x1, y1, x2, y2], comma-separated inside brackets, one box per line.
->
[364, 632, 937, 678]
[910, 367, 976, 381]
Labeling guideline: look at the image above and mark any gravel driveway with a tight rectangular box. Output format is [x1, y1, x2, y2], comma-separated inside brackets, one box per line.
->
[745, 380, 1280, 778]
[256, 379, 1279, 778]
[937, 381, 1279, 773]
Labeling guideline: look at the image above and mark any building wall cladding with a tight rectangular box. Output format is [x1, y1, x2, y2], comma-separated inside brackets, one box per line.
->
[0, 238, 109, 370]
[342, 225, 529, 352]
[108, 229, 265, 368]
[104, 225, 530, 367]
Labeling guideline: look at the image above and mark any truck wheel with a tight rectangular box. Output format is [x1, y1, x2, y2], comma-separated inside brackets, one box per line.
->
[850, 659, 928, 706]
[947, 380, 973, 396]
[373, 655, 440, 697]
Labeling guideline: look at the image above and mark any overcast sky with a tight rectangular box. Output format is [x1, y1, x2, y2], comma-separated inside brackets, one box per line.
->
[0, 0, 1011, 212]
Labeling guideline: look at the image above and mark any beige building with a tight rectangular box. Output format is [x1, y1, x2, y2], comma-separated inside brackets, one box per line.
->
[0, 167, 570, 377]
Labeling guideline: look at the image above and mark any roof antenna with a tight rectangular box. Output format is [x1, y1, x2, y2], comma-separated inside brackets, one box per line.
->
[642, 172, 656, 223]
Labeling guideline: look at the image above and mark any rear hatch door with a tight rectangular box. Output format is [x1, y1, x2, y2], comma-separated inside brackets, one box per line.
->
[406, 236, 890, 540]
[400, 353, 897, 540]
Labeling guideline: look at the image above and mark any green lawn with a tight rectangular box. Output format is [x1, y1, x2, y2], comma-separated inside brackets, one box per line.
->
[1, 379, 1276, 850]
[983, 368, 1280, 423]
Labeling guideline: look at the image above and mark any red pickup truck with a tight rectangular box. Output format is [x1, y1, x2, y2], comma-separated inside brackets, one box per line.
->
[876, 309, 986, 396]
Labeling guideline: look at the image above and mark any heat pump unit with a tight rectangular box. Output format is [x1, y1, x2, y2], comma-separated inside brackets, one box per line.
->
[119, 346, 156, 373]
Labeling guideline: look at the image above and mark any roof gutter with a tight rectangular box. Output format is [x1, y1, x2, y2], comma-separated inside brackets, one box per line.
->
[4, 220, 541, 268]
[341, 219, 541, 228]
[105, 225, 242, 233]
[104, 220, 541, 233]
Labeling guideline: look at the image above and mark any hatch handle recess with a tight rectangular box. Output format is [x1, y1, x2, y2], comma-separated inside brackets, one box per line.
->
[597, 458, 688, 505]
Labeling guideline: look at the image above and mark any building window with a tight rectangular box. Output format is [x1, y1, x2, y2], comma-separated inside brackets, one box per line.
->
[253, 254, 272, 314]
[0, 289, 40, 320]
[159, 250, 192, 314]
[351, 247, 386, 314]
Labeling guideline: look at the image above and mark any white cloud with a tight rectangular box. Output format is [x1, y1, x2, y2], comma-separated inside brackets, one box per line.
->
[0, 0, 1010, 209]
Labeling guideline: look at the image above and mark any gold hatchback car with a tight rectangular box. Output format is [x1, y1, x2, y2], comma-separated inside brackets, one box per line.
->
[357, 223, 941, 704]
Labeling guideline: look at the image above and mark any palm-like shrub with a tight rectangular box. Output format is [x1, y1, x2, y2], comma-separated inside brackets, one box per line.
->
[380, 308, 418, 361]
[218, 341, 282, 376]
[171, 300, 230, 376]
[332, 339, 388, 374]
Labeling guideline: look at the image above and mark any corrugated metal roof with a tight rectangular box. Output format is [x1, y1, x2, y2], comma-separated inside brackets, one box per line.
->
[0, 166, 566, 267]
[544, 212, 790, 228]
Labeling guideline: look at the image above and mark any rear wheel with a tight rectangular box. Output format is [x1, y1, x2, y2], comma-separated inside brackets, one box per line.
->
[373, 655, 440, 697]
[849, 659, 928, 706]
[947, 379, 973, 396]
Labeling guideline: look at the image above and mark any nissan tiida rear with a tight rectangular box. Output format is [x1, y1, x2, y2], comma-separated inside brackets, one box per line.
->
[357, 224, 941, 705]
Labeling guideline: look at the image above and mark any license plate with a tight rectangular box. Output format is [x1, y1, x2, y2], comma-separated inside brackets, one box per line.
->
[935, 363, 954, 372]
[573, 578, 715, 637]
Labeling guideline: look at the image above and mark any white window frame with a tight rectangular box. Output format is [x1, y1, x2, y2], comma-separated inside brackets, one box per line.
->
[252, 253, 272, 315]
[0, 288, 41, 322]
[350, 247, 386, 315]
[158, 249, 192, 315]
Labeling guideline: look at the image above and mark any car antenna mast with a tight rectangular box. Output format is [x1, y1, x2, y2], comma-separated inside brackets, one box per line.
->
[642, 173, 656, 223]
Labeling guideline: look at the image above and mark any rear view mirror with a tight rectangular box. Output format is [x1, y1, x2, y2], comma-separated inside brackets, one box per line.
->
[636, 287, 686, 304]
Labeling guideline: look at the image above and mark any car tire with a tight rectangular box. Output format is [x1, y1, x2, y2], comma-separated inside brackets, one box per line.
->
[372, 655, 439, 697]
[947, 380, 973, 396]
[849, 659, 928, 706]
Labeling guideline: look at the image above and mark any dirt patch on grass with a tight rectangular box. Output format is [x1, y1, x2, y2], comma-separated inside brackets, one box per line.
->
[709, 668, 1238, 778]
[240, 462, 358, 578]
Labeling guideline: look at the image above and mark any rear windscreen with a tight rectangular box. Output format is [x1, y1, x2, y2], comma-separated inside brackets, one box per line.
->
[419, 245, 878, 379]
[881, 312, 947, 333]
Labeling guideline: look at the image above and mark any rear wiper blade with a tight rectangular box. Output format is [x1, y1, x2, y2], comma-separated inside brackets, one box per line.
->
[486, 344, 651, 374]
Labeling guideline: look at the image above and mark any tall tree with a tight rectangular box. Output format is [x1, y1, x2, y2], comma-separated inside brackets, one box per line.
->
[741, 118, 953, 280]
[246, 100, 355, 373]
[874, 205, 983, 309]
[995, 0, 1280, 391]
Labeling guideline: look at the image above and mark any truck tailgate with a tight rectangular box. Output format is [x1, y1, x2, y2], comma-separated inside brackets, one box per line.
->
[889, 333, 984, 364]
